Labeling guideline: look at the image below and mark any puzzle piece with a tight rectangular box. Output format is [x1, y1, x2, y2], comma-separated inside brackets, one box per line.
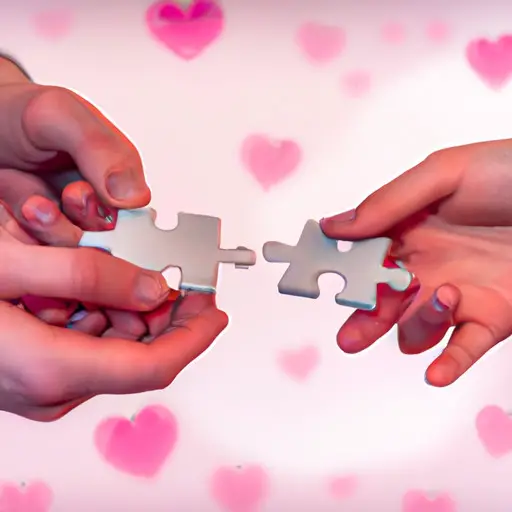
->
[262, 220, 413, 310]
[78, 208, 257, 293]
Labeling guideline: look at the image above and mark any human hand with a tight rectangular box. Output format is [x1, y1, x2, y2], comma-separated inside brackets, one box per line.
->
[321, 139, 512, 387]
[0, 54, 163, 336]
[0, 206, 228, 421]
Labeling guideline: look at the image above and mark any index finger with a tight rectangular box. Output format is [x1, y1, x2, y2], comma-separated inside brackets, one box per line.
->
[0, 83, 151, 209]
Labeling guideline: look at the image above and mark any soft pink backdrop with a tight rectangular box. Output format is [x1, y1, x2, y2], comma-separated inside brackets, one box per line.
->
[0, 0, 511, 511]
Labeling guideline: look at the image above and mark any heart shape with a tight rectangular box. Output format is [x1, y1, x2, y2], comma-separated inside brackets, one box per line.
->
[278, 345, 319, 381]
[475, 404, 512, 457]
[241, 134, 301, 190]
[466, 35, 512, 89]
[296, 22, 344, 63]
[381, 22, 406, 44]
[328, 474, 358, 499]
[342, 70, 371, 97]
[0, 482, 53, 512]
[94, 404, 178, 478]
[402, 490, 456, 512]
[211, 465, 268, 512]
[32, 10, 73, 40]
[146, 0, 224, 60]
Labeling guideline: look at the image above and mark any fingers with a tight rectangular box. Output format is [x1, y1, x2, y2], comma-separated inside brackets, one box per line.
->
[0, 241, 171, 311]
[60, 179, 117, 231]
[21, 295, 77, 326]
[337, 285, 409, 353]
[426, 322, 497, 387]
[38, 294, 228, 398]
[397, 284, 461, 354]
[67, 309, 108, 336]
[17, 86, 151, 208]
[320, 151, 463, 240]
[0, 54, 32, 84]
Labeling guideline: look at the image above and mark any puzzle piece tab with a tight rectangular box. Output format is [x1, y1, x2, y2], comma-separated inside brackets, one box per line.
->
[78, 208, 257, 293]
[262, 220, 412, 310]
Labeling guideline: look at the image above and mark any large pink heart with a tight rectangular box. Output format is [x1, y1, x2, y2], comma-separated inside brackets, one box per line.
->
[466, 35, 512, 89]
[146, 0, 224, 60]
[278, 345, 319, 382]
[296, 22, 345, 63]
[32, 10, 73, 41]
[210, 465, 268, 512]
[328, 474, 358, 499]
[95, 404, 178, 478]
[0, 482, 53, 512]
[241, 134, 302, 190]
[476, 404, 512, 457]
[402, 490, 456, 512]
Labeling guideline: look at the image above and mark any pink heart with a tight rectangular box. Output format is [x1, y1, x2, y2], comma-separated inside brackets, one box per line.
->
[94, 404, 178, 478]
[211, 465, 268, 512]
[241, 134, 301, 190]
[381, 22, 406, 44]
[146, 0, 224, 60]
[32, 10, 73, 41]
[328, 475, 358, 499]
[466, 35, 512, 89]
[278, 345, 319, 381]
[0, 482, 53, 512]
[296, 22, 345, 63]
[475, 405, 512, 457]
[342, 70, 371, 97]
[426, 21, 449, 43]
[402, 491, 456, 512]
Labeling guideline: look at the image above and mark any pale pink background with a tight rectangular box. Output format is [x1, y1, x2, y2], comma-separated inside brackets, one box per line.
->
[0, 0, 511, 511]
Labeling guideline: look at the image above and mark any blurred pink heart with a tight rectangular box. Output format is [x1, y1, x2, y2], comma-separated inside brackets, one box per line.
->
[328, 475, 358, 499]
[466, 35, 512, 89]
[0, 482, 53, 512]
[426, 21, 449, 42]
[296, 22, 345, 63]
[95, 404, 178, 477]
[32, 10, 73, 40]
[241, 134, 302, 190]
[381, 22, 406, 43]
[476, 405, 512, 457]
[211, 465, 268, 512]
[342, 70, 371, 97]
[146, 0, 224, 60]
[403, 491, 456, 512]
[278, 345, 319, 381]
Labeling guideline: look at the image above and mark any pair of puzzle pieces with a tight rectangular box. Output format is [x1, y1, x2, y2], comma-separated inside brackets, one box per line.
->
[78, 208, 412, 310]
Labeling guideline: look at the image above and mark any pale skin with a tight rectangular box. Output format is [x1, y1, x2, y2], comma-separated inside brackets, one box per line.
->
[321, 139, 512, 387]
[0, 57, 228, 421]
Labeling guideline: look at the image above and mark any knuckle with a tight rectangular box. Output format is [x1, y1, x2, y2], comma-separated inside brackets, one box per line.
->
[29, 86, 77, 115]
[68, 248, 102, 296]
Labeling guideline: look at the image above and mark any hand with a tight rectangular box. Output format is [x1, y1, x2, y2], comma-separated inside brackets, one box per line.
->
[0, 207, 228, 421]
[0, 55, 162, 336]
[321, 139, 512, 387]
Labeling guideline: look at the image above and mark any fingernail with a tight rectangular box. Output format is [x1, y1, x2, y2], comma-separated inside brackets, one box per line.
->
[321, 209, 356, 225]
[136, 272, 170, 305]
[106, 169, 146, 201]
[432, 287, 456, 312]
[97, 204, 115, 225]
[66, 310, 88, 328]
[23, 200, 56, 225]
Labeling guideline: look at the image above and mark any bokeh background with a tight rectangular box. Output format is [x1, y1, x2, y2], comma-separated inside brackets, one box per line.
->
[1, 0, 512, 510]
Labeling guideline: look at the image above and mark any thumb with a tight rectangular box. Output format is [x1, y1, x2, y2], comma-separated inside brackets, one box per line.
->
[320, 152, 462, 240]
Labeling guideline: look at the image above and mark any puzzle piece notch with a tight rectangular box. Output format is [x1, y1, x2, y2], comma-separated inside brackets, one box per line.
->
[79, 208, 257, 294]
[262, 219, 412, 311]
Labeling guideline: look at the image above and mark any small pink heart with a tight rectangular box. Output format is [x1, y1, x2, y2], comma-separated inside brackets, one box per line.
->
[0, 482, 53, 512]
[403, 491, 456, 512]
[95, 404, 178, 478]
[278, 345, 319, 382]
[475, 405, 512, 457]
[342, 70, 371, 97]
[241, 134, 301, 190]
[381, 22, 406, 44]
[211, 465, 268, 512]
[146, 0, 224, 60]
[296, 22, 345, 63]
[32, 10, 73, 41]
[328, 474, 358, 499]
[466, 35, 512, 89]
[426, 21, 449, 42]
